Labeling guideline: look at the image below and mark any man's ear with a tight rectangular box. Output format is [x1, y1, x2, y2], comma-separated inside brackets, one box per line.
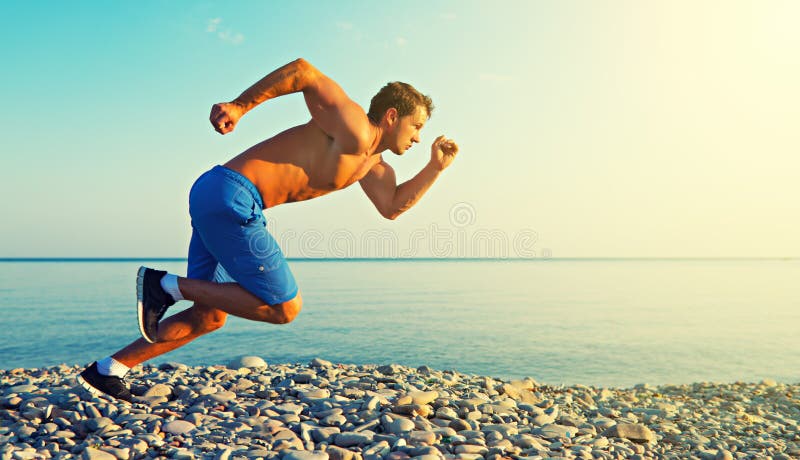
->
[383, 107, 399, 127]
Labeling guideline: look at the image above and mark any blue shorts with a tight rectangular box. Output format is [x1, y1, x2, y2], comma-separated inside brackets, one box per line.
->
[187, 165, 298, 305]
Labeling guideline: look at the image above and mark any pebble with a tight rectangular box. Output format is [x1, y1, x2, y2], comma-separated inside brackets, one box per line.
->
[228, 355, 267, 369]
[163, 420, 197, 435]
[0, 361, 795, 460]
[602, 423, 656, 443]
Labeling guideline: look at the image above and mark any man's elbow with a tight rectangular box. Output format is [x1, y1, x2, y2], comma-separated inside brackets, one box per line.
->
[382, 208, 400, 220]
[294, 58, 319, 79]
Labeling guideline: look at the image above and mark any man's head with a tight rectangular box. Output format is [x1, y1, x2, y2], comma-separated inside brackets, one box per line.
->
[368, 82, 434, 155]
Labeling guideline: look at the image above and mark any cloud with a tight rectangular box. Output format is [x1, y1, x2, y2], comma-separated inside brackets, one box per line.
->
[336, 22, 353, 31]
[206, 18, 245, 45]
[479, 73, 515, 82]
[395, 37, 407, 47]
[207, 18, 221, 32]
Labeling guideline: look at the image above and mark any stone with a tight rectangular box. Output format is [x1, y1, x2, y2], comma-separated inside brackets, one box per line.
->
[387, 418, 416, 434]
[208, 391, 237, 404]
[449, 419, 471, 432]
[300, 389, 331, 400]
[539, 424, 579, 439]
[715, 450, 734, 460]
[435, 407, 458, 420]
[408, 430, 436, 445]
[310, 358, 334, 368]
[602, 423, 655, 444]
[229, 356, 267, 369]
[334, 432, 375, 447]
[163, 420, 197, 435]
[378, 364, 402, 375]
[85, 417, 114, 431]
[454, 445, 488, 455]
[82, 448, 116, 460]
[100, 447, 130, 460]
[326, 446, 355, 460]
[499, 383, 538, 405]
[143, 383, 173, 398]
[321, 414, 347, 427]
[282, 451, 329, 460]
[274, 403, 305, 415]
[408, 391, 439, 405]
[311, 427, 342, 442]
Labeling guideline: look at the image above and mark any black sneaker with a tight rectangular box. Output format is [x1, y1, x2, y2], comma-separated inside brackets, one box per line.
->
[136, 266, 176, 343]
[76, 362, 133, 403]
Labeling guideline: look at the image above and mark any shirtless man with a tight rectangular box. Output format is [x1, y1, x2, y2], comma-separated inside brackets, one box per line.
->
[77, 58, 459, 401]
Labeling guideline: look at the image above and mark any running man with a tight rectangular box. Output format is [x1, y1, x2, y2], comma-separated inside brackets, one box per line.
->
[77, 58, 459, 401]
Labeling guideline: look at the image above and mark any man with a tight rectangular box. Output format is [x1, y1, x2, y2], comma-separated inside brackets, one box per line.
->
[77, 58, 459, 401]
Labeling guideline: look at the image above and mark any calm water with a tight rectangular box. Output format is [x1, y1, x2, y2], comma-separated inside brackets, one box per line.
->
[1, 259, 798, 387]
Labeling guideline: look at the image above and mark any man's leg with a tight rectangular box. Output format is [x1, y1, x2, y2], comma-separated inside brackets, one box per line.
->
[112, 302, 228, 368]
[174, 279, 302, 324]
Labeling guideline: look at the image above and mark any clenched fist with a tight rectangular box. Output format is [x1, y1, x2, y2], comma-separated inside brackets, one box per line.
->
[210, 101, 246, 135]
[430, 135, 459, 171]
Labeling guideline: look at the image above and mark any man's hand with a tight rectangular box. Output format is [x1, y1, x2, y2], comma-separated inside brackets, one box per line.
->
[430, 135, 459, 171]
[210, 101, 246, 135]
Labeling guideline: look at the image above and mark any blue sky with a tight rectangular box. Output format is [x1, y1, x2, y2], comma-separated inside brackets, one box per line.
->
[1, 1, 799, 258]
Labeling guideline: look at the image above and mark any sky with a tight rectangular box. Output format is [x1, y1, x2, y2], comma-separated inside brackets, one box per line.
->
[1, 1, 798, 258]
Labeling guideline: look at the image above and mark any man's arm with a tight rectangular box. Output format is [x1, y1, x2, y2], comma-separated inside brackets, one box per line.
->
[210, 58, 370, 150]
[360, 136, 459, 220]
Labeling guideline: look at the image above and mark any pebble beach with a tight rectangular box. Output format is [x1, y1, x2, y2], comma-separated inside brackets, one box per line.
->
[1, 358, 798, 460]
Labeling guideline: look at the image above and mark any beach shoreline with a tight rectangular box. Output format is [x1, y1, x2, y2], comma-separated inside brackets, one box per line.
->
[1, 359, 798, 460]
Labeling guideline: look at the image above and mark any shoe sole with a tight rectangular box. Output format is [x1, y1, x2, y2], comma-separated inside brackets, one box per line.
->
[136, 266, 157, 344]
[76, 374, 131, 405]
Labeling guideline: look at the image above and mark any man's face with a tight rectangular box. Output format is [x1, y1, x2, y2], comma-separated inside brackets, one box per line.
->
[391, 106, 427, 155]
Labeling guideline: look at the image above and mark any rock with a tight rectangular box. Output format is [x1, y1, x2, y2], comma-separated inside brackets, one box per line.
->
[300, 389, 331, 400]
[408, 430, 436, 445]
[100, 447, 130, 460]
[326, 446, 355, 460]
[454, 445, 488, 455]
[143, 383, 173, 398]
[310, 358, 333, 368]
[378, 364, 402, 375]
[435, 407, 458, 420]
[499, 383, 538, 404]
[539, 424, 579, 439]
[311, 427, 342, 442]
[85, 417, 114, 431]
[207, 391, 236, 403]
[163, 420, 197, 435]
[387, 418, 416, 434]
[282, 451, 329, 460]
[449, 419, 471, 432]
[715, 450, 734, 460]
[408, 391, 439, 405]
[5, 384, 38, 394]
[335, 432, 375, 447]
[229, 356, 267, 369]
[274, 403, 305, 415]
[602, 423, 655, 443]
[82, 448, 116, 460]
[321, 414, 347, 427]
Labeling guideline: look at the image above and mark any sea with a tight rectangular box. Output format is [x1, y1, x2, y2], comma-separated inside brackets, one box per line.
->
[1, 259, 798, 388]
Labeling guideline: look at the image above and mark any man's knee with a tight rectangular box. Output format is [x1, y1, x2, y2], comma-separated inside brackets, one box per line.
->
[193, 305, 228, 334]
[271, 292, 303, 324]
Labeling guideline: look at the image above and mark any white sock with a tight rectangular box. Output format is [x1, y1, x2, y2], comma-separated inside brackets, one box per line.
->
[160, 273, 184, 302]
[97, 356, 130, 378]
